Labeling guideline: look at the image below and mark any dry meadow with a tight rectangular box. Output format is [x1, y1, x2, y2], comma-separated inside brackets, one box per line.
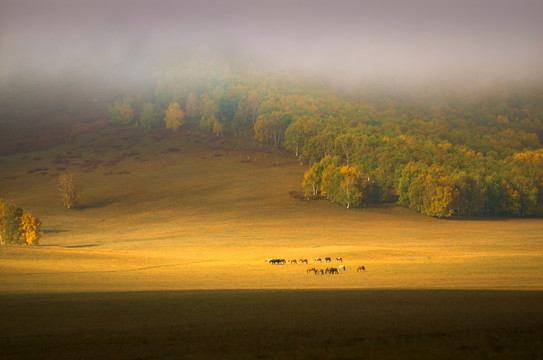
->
[1, 126, 542, 359]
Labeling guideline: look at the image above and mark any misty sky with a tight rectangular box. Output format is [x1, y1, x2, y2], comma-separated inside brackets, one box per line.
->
[1, 0, 542, 85]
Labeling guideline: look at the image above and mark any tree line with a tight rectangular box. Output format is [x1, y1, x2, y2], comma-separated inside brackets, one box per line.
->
[108, 59, 543, 217]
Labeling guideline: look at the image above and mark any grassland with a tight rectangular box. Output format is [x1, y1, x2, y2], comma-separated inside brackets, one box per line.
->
[1, 125, 542, 358]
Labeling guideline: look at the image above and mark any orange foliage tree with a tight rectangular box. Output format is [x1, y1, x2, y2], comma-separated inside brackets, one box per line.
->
[19, 213, 42, 245]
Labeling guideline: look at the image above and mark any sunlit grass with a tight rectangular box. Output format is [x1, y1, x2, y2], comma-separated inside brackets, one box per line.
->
[0, 126, 542, 293]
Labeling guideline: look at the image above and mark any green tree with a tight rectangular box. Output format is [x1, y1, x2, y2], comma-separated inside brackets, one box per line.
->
[335, 133, 356, 165]
[303, 131, 336, 163]
[108, 98, 134, 126]
[185, 92, 200, 119]
[108, 99, 122, 125]
[200, 95, 219, 122]
[139, 102, 157, 130]
[0, 200, 23, 244]
[284, 117, 319, 157]
[254, 111, 284, 145]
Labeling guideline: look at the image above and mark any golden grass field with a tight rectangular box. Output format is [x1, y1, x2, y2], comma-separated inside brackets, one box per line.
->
[1, 126, 542, 359]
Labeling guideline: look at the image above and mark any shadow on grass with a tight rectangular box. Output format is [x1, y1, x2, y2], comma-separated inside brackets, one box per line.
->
[78, 198, 120, 210]
[0, 290, 542, 360]
[43, 229, 68, 234]
[62, 244, 99, 248]
[39, 243, 99, 248]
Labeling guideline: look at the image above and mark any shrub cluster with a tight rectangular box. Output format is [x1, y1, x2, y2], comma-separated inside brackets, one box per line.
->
[0, 199, 42, 245]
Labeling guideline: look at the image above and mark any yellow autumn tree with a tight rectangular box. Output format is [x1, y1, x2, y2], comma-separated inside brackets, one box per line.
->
[338, 165, 368, 209]
[212, 120, 224, 136]
[19, 213, 42, 245]
[119, 103, 135, 125]
[164, 102, 185, 131]
[423, 174, 457, 218]
[302, 164, 320, 197]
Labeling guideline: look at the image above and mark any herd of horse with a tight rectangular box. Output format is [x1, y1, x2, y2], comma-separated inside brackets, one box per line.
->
[265, 257, 366, 274]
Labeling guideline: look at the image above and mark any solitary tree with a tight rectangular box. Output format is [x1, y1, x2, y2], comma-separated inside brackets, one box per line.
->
[58, 173, 82, 209]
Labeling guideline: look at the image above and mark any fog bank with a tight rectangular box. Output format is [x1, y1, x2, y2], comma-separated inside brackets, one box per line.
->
[1, 0, 542, 87]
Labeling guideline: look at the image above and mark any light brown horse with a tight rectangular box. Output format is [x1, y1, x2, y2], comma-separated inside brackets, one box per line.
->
[314, 269, 324, 275]
[299, 259, 308, 264]
[307, 267, 316, 273]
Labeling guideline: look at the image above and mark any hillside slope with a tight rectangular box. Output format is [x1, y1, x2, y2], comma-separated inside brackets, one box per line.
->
[1, 126, 542, 292]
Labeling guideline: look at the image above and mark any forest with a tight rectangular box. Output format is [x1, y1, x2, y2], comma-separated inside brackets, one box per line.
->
[108, 59, 543, 218]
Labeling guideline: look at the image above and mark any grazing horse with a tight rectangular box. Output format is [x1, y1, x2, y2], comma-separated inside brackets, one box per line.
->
[338, 265, 346, 271]
[288, 259, 297, 264]
[357, 265, 366, 272]
[325, 267, 339, 274]
[314, 269, 324, 275]
[269, 259, 286, 265]
[325, 257, 332, 262]
[336, 257, 343, 262]
[307, 267, 316, 273]
[314, 257, 322, 262]
[299, 259, 308, 264]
